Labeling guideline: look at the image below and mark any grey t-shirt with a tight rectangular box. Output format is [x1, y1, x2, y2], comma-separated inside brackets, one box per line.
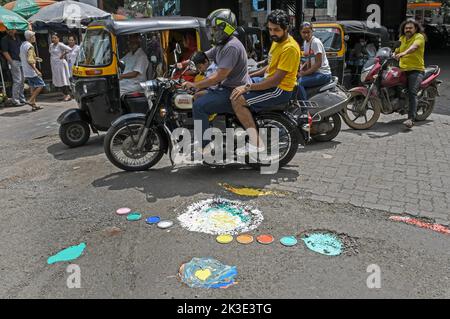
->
[205, 36, 251, 88]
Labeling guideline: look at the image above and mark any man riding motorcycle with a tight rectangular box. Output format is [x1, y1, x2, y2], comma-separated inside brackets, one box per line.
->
[230, 9, 301, 157]
[182, 8, 251, 152]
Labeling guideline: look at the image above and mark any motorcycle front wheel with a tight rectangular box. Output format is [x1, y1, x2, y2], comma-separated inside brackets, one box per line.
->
[104, 119, 166, 171]
[342, 92, 381, 130]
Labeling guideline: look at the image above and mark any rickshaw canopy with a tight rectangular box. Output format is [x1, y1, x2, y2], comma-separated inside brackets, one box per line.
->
[335, 20, 391, 46]
[89, 16, 207, 35]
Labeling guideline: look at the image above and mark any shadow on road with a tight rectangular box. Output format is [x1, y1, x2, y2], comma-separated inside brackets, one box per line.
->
[342, 119, 433, 139]
[47, 135, 105, 160]
[92, 165, 300, 203]
[0, 109, 30, 117]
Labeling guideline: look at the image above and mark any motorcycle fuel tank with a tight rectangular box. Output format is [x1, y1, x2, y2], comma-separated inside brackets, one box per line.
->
[173, 92, 193, 110]
[381, 67, 407, 88]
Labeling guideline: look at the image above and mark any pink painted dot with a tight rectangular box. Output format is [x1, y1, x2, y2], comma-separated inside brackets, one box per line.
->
[116, 208, 131, 215]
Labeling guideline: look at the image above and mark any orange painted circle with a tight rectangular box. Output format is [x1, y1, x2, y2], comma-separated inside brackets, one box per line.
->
[236, 234, 254, 245]
[257, 234, 274, 245]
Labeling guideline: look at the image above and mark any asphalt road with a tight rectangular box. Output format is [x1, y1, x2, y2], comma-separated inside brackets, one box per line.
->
[0, 52, 449, 299]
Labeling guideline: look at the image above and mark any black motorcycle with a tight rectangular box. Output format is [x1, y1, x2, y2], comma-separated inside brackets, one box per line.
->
[103, 65, 309, 172]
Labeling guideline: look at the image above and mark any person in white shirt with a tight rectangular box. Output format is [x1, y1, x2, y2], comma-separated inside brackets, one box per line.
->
[66, 35, 80, 78]
[119, 34, 149, 96]
[297, 22, 332, 100]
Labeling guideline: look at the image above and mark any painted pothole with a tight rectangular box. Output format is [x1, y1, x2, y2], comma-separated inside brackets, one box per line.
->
[300, 231, 359, 256]
[177, 198, 263, 235]
[178, 257, 238, 289]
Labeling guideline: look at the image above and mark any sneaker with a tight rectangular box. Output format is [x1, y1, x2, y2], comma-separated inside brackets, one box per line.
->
[235, 143, 266, 158]
[403, 119, 414, 129]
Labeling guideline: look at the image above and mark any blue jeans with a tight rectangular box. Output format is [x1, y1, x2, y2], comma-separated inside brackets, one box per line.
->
[193, 86, 234, 147]
[406, 71, 424, 121]
[297, 72, 332, 100]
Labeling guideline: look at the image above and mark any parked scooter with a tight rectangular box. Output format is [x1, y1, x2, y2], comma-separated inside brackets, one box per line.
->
[295, 76, 350, 142]
[342, 47, 442, 130]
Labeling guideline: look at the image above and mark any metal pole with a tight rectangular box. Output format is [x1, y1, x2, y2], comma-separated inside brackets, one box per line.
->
[267, 0, 271, 14]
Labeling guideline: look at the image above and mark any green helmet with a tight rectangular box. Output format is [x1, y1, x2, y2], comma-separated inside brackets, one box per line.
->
[206, 8, 237, 45]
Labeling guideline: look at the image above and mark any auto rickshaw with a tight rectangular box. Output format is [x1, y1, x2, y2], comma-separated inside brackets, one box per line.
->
[311, 20, 392, 89]
[57, 16, 211, 147]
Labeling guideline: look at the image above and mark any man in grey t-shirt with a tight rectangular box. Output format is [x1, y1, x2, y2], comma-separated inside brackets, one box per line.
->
[182, 9, 250, 149]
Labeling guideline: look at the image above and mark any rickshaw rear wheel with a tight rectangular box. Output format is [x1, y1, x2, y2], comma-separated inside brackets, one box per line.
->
[59, 121, 91, 147]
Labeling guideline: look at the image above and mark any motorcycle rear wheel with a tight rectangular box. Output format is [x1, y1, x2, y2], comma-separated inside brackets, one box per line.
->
[247, 113, 301, 169]
[415, 86, 437, 121]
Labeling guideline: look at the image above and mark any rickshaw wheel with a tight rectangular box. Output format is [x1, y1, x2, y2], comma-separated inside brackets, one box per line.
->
[59, 121, 91, 148]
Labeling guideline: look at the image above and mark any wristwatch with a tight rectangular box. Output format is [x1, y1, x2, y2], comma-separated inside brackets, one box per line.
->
[245, 83, 252, 92]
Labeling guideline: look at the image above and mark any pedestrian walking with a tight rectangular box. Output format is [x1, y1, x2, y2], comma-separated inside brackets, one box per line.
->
[1, 28, 26, 106]
[20, 30, 45, 111]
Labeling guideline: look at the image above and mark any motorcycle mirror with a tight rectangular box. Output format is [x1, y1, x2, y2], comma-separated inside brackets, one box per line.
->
[175, 43, 182, 54]
[119, 60, 125, 72]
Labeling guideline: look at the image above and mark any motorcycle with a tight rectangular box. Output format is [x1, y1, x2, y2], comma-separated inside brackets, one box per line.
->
[342, 47, 442, 130]
[103, 61, 309, 172]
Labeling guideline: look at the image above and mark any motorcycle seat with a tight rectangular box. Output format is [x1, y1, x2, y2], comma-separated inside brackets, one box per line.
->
[423, 66, 439, 80]
[304, 76, 338, 98]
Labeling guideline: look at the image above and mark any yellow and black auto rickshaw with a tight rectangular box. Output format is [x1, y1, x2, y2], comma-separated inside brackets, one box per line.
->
[311, 20, 391, 88]
[57, 16, 211, 147]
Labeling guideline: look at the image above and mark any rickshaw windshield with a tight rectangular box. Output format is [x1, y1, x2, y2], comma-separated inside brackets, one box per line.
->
[77, 28, 112, 67]
[313, 27, 342, 52]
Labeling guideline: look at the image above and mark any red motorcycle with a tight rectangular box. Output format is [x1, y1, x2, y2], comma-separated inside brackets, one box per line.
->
[342, 47, 442, 130]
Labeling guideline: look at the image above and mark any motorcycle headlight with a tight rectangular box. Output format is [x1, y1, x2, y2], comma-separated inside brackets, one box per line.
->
[140, 80, 158, 98]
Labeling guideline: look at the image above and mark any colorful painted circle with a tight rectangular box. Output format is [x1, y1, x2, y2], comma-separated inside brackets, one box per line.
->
[216, 234, 234, 244]
[177, 198, 264, 235]
[256, 234, 274, 245]
[301, 233, 343, 256]
[236, 234, 254, 245]
[157, 220, 174, 229]
[116, 207, 131, 215]
[127, 212, 142, 221]
[280, 236, 298, 247]
[146, 216, 161, 224]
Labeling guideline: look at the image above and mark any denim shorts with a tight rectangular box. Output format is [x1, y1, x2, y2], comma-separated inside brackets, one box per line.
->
[26, 76, 46, 88]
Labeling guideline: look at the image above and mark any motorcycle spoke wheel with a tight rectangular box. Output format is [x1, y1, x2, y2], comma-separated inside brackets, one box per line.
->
[256, 118, 291, 164]
[110, 124, 162, 168]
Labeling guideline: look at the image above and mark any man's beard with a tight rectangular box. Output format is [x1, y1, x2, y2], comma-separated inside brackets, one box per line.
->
[271, 34, 286, 43]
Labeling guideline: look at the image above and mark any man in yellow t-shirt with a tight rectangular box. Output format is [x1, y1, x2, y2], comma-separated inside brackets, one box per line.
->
[394, 19, 426, 129]
[230, 9, 300, 155]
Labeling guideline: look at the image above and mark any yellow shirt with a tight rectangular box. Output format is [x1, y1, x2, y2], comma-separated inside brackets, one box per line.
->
[265, 35, 301, 92]
[397, 33, 425, 72]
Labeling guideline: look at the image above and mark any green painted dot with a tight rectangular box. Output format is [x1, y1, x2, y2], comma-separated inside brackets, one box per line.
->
[127, 212, 142, 221]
